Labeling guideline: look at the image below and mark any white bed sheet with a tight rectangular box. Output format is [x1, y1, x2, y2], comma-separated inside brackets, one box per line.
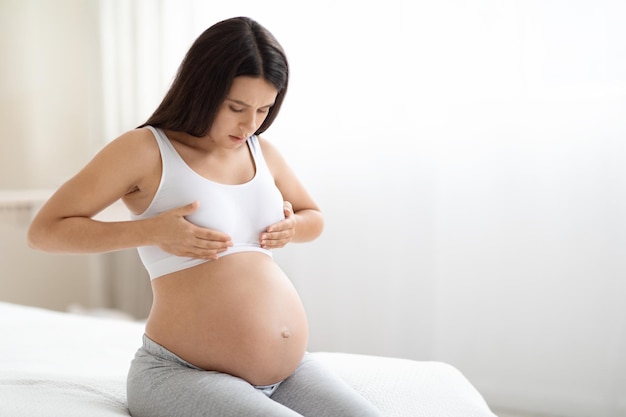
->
[0, 302, 496, 417]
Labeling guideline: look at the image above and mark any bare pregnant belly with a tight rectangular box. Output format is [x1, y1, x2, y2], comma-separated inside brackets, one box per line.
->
[145, 252, 309, 386]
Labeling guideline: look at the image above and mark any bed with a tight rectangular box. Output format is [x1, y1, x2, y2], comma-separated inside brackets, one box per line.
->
[0, 301, 497, 416]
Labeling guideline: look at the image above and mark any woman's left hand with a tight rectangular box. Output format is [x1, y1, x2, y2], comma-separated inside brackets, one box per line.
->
[260, 201, 296, 249]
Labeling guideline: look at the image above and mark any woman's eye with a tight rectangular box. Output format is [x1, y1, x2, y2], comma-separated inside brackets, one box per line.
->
[229, 106, 244, 112]
[258, 108, 269, 114]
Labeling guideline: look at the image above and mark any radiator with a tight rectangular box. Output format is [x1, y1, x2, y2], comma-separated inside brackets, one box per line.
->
[0, 189, 50, 227]
[0, 190, 152, 319]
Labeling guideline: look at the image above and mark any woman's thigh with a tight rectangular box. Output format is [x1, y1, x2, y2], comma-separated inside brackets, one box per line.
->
[271, 353, 383, 417]
[127, 337, 302, 417]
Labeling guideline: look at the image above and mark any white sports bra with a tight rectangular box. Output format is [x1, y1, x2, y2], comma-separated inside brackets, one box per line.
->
[131, 126, 285, 280]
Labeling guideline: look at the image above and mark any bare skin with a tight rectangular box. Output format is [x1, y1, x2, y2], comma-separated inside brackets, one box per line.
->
[28, 76, 324, 386]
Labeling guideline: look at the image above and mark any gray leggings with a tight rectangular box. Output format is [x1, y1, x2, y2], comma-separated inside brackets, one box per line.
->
[127, 335, 382, 417]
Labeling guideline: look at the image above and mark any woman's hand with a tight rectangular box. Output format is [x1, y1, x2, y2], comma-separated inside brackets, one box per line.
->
[153, 201, 232, 260]
[260, 201, 296, 249]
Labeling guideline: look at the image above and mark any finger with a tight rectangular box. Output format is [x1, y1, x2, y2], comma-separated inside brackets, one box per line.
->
[265, 229, 291, 240]
[192, 236, 232, 251]
[261, 230, 292, 248]
[265, 217, 294, 233]
[175, 200, 200, 216]
[262, 236, 289, 249]
[194, 228, 232, 243]
[283, 201, 294, 216]
[185, 243, 230, 259]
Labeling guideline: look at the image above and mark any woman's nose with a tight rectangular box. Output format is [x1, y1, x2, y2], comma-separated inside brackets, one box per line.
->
[240, 112, 257, 132]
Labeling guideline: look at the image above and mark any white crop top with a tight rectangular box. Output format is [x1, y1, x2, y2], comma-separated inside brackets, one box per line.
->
[131, 126, 285, 280]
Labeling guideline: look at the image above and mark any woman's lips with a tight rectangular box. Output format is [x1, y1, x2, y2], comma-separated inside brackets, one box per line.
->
[229, 135, 247, 142]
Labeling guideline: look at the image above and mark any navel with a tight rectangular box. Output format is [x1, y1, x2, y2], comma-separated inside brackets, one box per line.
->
[281, 329, 291, 339]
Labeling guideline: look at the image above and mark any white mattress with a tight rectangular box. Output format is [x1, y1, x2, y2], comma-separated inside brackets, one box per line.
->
[0, 302, 496, 416]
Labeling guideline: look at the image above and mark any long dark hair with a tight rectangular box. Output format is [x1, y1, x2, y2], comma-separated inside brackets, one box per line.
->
[140, 17, 289, 137]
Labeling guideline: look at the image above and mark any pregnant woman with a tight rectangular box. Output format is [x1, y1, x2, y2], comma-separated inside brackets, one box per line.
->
[27, 16, 381, 417]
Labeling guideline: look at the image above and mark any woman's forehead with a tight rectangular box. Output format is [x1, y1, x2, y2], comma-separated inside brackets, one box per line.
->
[227, 76, 278, 106]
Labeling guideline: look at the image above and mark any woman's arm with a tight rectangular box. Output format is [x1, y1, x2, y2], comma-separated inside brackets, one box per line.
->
[27, 129, 232, 259]
[27, 130, 156, 253]
[258, 138, 324, 248]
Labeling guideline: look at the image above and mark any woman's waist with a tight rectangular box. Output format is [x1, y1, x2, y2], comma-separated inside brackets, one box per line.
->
[151, 252, 293, 298]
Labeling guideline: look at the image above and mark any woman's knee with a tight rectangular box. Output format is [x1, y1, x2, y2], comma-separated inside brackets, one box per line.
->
[272, 354, 382, 417]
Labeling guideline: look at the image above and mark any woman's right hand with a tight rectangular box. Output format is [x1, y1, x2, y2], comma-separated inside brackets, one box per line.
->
[152, 201, 232, 260]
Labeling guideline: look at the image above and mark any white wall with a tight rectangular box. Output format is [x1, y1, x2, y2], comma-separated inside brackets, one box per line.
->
[0, 0, 103, 188]
[2, 1, 625, 416]
[0, 0, 106, 311]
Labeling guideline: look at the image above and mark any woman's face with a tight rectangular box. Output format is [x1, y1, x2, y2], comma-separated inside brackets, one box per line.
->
[208, 76, 278, 147]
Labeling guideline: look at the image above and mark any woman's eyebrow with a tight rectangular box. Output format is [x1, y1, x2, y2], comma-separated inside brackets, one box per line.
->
[226, 97, 275, 108]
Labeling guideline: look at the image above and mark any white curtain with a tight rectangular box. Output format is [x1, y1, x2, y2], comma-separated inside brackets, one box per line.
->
[98, 0, 197, 139]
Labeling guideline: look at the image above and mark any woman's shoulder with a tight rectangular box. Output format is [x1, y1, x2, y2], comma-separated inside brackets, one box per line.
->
[256, 135, 280, 159]
[116, 126, 158, 144]
[256, 135, 291, 178]
[98, 128, 163, 210]
[104, 127, 160, 157]
[87, 128, 162, 180]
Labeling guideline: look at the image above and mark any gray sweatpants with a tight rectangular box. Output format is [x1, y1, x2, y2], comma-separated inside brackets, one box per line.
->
[127, 335, 382, 417]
